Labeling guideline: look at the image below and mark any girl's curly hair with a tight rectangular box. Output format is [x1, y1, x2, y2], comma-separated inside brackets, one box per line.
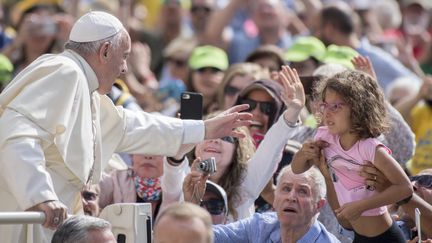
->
[313, 70, 389, 139]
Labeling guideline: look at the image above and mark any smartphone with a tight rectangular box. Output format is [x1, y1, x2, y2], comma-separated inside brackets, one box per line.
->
[415, 208, 421, 243]
[180, 92, 203, 120]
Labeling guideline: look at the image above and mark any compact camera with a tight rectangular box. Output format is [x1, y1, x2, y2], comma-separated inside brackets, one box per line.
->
[196, 157, 217, 175]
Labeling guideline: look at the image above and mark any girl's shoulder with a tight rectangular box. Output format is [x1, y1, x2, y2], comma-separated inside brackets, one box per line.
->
[358, 137, 391, 162]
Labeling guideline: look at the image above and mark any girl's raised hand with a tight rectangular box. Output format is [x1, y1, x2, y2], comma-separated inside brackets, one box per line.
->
[277, 65, 306, 112]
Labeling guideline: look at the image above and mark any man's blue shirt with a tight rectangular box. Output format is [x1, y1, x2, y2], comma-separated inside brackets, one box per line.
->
[213, 212, 340, 243]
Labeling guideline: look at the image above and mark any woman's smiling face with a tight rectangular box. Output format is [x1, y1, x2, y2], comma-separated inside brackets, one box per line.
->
[194, 137, 236, 182]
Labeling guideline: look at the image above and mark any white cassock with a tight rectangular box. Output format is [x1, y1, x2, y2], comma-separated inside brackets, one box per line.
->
[0, 50, 204, 242]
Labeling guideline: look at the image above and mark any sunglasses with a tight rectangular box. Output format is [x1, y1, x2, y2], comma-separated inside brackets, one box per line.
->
[82, 191, 98, 201]
[410, 175, 432, 189]
[191, 5, 212, 14]
[224, 85, 241, 96]
[318, 101, 346, 113]
[240, 98, 275, 116]
[220, 136, 236, 144]
[200, 199, 225, 215]
[167, 58, 187, 67]
[195, 67, 222, 74]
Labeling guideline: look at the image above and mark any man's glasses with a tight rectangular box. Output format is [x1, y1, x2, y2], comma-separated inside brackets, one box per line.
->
[200, 199, 225, 215]
[224, 85, 241, 96]
[191, 5, 212, 14]
[167, 57, 187, 68]
[220, 136, 236, 144]
[318, 101, 346, 113]
[196, 67, 222, 74]
[410, 175, 432, 189]
[82, 191, 98, 201]
[239, 98, 275, 116]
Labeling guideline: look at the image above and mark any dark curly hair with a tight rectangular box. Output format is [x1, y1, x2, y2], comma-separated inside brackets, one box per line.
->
[313, 70, 389, 139]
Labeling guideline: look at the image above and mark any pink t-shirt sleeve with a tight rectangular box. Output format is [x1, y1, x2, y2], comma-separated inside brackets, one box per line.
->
[361, 139, 392, 165]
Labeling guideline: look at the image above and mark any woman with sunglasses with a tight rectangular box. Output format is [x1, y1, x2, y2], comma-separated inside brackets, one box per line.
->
[185, 66, 306, 222]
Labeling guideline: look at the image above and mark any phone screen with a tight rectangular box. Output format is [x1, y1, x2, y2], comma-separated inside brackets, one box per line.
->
[415, 208, 421, 243]
[180, 92, 203, 120]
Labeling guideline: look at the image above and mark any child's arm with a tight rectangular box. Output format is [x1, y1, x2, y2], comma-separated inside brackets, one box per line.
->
[315, 151, 353, 229]
[336, 147, 413, 220]
[291, 140, 322, 174]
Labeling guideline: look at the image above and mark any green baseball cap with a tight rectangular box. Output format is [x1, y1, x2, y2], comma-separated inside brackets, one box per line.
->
[284, 36, 326, 62]
[188, 45, 229, 71]
[322, 45, 359, 69]
[0, 54, 13, 85]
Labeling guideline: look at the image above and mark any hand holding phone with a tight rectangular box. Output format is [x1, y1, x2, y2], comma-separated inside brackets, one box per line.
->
[415, 208, 421, 243]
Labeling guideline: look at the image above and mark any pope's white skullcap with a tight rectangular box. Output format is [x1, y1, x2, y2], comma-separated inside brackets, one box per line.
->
[69, 11, 124, 42]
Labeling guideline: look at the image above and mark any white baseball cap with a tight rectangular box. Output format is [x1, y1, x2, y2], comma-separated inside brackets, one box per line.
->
[69, 11, 124, 43]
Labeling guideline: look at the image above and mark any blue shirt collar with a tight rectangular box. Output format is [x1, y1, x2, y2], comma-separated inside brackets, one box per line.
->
[272, 219, 322, 243]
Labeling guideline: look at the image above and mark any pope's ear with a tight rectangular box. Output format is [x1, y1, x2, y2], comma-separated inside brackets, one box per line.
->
[99, 42, 110, 62]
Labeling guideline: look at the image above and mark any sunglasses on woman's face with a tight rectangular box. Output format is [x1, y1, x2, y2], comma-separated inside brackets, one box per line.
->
[220, 136, 236, 144]
[224, 85, 241, 96]
[82, 191, 98, 201]
[191, 5, 212, 14]
[410, 175, 432, 189]
[240, 98, 275, 116]
[200, 199, 225, 215]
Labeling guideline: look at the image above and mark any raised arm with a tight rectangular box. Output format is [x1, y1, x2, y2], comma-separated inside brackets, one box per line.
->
[204, 0, 243, 49]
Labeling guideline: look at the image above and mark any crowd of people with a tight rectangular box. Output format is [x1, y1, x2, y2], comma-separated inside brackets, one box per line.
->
[0, 0, 431, 242]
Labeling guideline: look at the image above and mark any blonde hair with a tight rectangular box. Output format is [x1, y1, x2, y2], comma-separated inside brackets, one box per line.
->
[155, 202, 213, 243]
[217, 62, 268, 109]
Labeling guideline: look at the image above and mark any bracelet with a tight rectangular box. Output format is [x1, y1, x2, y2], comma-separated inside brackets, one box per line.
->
[284, 118, 302, 128]
[395, 194, 413, 207]
[167, 156, 185, 164]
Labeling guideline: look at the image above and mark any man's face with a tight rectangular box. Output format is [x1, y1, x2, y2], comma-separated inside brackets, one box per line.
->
[82, 186, 100, 217]
[273, 171, 321, 229]
[154, 216, 208, 243]
[251, 0, 283, 32]
[190, 0, 214, 32]
[98, 32, 131, 94]
[201, 190, 227, 225]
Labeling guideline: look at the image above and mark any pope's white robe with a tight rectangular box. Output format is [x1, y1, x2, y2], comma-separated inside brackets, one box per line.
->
[0, 50, 204, 242]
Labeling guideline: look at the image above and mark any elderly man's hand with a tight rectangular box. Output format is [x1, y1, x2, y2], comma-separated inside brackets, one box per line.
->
[358, 161, 391, 192]
[26, 200, 68, 230]
[203, 104, 252, 140]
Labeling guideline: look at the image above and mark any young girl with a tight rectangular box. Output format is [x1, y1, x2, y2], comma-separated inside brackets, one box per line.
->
[291, 69, 413, 243]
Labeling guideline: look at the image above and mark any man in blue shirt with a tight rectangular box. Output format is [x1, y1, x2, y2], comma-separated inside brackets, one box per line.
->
[314, 5, 421, 92]
[213, 165, 340, 243]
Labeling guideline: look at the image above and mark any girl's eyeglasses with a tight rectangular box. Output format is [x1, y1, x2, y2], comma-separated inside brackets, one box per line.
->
[239, 98, 275, 116]
[318, 101, 346, 113]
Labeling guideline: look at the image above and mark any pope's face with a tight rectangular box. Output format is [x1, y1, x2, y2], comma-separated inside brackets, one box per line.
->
[98, 31, 131, 94]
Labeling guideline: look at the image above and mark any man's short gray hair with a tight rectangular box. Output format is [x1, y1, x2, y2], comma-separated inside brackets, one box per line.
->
[51, 215, 111, 243]
[64, 29, 126, 56]
[276, 165, 326, 203]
